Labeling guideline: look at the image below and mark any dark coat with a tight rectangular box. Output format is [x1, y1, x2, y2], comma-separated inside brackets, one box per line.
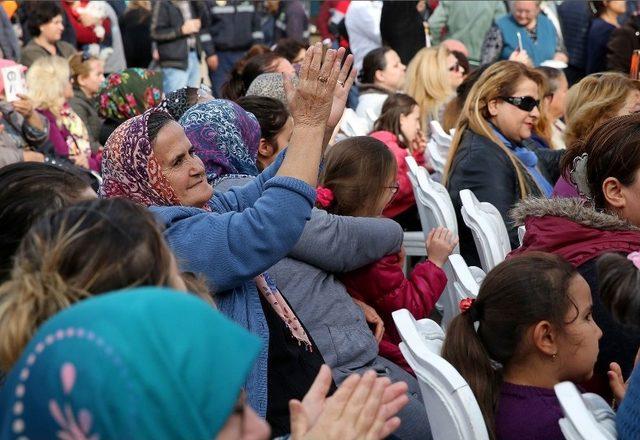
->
[380, 0, 425, 65]
[150, 0, 215, 70]
[446, 129, 550, 267]
[607, 14, 640, 74]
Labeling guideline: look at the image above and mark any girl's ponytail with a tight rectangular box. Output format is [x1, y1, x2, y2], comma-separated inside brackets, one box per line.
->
[442, 303, 501, 434]
[441, 252, 578, 438]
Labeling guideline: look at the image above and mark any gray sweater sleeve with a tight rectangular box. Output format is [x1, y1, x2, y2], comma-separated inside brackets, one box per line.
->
[288, 208, 404, 273]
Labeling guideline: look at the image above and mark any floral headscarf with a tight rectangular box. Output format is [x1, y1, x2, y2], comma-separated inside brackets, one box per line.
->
[180, 99, 261, 185]
[98, 68, 163, 121]
[99, 108, 182, 207]
[0, 288, 262, 439]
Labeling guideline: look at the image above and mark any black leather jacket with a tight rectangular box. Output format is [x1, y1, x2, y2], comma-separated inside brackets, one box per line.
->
[150, 0, 215, 70]
[446, 129, 562, 267]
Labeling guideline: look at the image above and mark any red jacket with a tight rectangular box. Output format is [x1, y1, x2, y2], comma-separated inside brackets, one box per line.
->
[341, 253, 447, 374]
[370, 131, 426, 219]
[63, 1, 111, 46]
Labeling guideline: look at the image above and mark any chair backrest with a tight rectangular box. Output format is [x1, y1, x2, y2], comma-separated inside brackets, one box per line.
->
[430, 120, 453, 148]
[554, 382, 613, 440]
[459, 189, 511, 273]
[439, 254, 482, 327]
[392, 309, 445, 355]
[405, 158, 459, 241]
[518, 225, 526, 247]
[427, 139, 446, 175]
[339, 108, 369, 137]
[393, 309, 490, 440]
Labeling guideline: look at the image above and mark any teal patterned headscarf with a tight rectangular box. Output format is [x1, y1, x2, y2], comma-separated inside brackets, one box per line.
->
[0, 287, 262, 439]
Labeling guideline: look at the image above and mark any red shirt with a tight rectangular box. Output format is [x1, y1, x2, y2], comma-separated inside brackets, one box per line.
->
[63, 1, 111, 46]
[341, 254, 447, 374]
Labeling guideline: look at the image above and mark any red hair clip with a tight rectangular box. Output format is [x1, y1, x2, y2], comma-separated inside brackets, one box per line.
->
[316, 186, 334, 208]
[459, 298, 475, 313]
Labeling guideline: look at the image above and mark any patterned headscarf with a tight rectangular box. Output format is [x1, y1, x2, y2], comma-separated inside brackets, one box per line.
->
[98, 68, 163, 121]
[180, 99, 261, 185]
[156, 87, 199, 121]
[246, 72, 298, 107]
[99, 108, 182, 207]
[0, 288, 262, 439]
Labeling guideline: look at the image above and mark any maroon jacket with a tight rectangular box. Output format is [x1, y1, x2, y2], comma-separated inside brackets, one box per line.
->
[510, 197, 640, 399]
[341, 253, 447, 374]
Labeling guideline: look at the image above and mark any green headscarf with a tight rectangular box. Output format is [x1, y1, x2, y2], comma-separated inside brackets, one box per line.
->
[0, 287, 262, 439]
[98, 68, 164, 121]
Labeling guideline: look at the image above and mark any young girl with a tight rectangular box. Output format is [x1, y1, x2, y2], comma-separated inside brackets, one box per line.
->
[442, 252, 602, 439]
[370, 93, 429, 231]
[317, 136, 458, 374]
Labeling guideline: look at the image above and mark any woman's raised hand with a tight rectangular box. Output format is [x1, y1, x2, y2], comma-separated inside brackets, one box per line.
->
[285, 42, 347, 129]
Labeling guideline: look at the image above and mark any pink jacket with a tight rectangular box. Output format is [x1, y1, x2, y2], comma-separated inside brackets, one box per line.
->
[370, 130, 425, 219]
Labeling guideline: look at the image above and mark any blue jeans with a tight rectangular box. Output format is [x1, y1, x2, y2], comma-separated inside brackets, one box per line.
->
[210, 50, 245, 98]
[162, 51, 201, 93]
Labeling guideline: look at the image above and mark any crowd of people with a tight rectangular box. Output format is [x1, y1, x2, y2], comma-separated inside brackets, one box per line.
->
[0, 0, 640, 439]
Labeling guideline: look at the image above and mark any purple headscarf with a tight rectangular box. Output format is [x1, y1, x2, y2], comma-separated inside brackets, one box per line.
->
[179, 99, 261, 185]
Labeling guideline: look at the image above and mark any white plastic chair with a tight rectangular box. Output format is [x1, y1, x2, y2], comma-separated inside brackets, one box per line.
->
[392, 309, 444, 355]
[392, 309, 490, 440]
[427, 139, 446, 175]
[339, 108, 369, 137]
[459, 189, 511, 273]
[436, 254, 483, 327]
[518, 225, 526, 247]
[554, 382, 616, 440]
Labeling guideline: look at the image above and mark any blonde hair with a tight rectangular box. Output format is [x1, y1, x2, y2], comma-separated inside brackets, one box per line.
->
[405, 45, 455, 130]
[564, 73, 640, 147]
[442, 61, 545, 199]
[0, 198, 181, 372]
[27, 55, 71, 118]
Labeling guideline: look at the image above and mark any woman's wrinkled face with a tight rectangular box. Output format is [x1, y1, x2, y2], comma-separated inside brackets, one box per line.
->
[489, 78, 540, 143]
[152, 121, 213, 207]
[512, 1, 539, 27]
[556, 275, 602, 383]
[79, 59, 105, 97]
[399, 105, 421, 144]
[216, 393, 270, 440]
[377, 50, 406, 92]
[40, 14, 64, 43]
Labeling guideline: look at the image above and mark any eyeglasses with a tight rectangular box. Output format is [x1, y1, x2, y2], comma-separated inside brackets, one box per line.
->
[448, 62, 460, 73]
[499, 96, 540, 112]
[386, 181, 400, 194]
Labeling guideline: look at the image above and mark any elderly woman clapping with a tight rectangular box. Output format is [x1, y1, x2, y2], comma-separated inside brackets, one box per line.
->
[99, 43, 356, 435]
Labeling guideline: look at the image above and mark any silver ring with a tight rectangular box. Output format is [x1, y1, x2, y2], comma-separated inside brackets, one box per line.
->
[337, 80, 345, 86]
[318, 76, 328, 84]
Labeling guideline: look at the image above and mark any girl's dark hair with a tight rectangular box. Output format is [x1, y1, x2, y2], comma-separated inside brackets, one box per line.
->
[273, 38, 309, 63]
[318, 136, 397, 217]
[0, 198, 178, 371]
[222, 51, 284, 101]
[236, 96, 290, 143]
[26, 1, 63, 37]
[589, 1, 609, 17]
[441, 65, 489, 132]
[373, 93, 419, 148]
[441, 252, 578, 436]
[360, 46, 392, 85]
[598, 253, 640, 327]
[560, 113, 640, 209]
[147, 110, 175, 144]
[0, 163, 92, 283]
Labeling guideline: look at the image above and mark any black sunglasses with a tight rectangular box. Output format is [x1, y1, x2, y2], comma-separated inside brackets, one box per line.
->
[499, 96, 540, 112]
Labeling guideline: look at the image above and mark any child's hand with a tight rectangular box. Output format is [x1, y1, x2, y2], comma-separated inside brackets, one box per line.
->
[608, 348, 640, 403]
[426, 227, 458, 268]
[353, 298, 385, 343]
